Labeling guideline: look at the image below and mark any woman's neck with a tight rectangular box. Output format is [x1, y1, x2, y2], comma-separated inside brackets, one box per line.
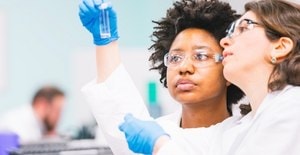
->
[242, 83, 268, 113]
[239, 70, 270, 113]
[180, 101, 230, 128]
[234, 64, 273, 114]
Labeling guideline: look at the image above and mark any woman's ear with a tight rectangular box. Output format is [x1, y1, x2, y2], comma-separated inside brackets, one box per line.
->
[270, 37, 294, 63]
[226, 81, 231, 87]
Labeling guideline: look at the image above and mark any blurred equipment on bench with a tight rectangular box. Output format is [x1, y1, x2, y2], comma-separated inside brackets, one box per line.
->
[9, 139, 113, 155]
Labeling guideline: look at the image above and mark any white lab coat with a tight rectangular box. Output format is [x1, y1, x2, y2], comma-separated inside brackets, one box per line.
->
[158, 85, 300, 155]
[0, 104, 44, 143]
[82, 64, 300, 155]
[81, 64, 240, 155]
[82, 64, 151, 155]
[224, 85, 300, 155]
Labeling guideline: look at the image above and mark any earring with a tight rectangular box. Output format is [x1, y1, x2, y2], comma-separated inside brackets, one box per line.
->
[271, 56, 277, 64]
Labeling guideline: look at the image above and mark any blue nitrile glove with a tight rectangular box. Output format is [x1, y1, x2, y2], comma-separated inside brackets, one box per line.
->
[79, 0, 119, 45]
[119, 113, 168, 154]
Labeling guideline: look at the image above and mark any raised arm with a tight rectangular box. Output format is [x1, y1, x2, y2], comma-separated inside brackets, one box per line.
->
[79, 0, 120, 82]
[79, 0, 151, 154]
[95, 43, 120, 82]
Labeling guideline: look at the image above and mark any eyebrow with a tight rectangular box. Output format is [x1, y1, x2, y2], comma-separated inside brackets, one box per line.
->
[239, 18, 260, 25]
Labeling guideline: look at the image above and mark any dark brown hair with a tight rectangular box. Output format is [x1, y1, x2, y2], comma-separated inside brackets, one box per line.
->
[245, 0, 300, 91]
[32, 86, 65, 105]
[148, 0, 244, 115]
[238, 0, 300, 115]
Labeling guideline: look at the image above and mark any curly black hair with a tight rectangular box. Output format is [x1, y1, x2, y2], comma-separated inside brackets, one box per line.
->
[148, 0, 246, 115]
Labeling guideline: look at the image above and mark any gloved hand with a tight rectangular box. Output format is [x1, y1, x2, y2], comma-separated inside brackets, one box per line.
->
[119, 113, 168, 154]
[79, 0, 119, 45]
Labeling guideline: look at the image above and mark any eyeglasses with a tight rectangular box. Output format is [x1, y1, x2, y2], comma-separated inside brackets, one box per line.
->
[163, 49, 223, 69]
[226, 18, 262, 39]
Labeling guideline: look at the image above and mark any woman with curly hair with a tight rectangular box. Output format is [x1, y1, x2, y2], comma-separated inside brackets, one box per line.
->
[118, 0, 300, 155]
[79, 0, 244, 154]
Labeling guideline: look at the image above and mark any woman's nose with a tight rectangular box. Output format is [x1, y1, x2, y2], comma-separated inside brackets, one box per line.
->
[178, 57, 195, 75]
[220, 36, 231, 48]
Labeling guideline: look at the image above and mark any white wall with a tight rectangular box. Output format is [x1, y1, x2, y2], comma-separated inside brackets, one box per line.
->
[2, 0, 294, 134]
[0, 0, 175, 134]
[0, 12, 7, 92]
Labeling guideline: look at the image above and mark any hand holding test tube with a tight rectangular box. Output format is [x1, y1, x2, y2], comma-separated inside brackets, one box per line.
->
[98, 1, 111, 38]
[79, 0, 119, 45]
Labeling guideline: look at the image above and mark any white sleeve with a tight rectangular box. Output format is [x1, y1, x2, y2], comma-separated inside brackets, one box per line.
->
[155, 121, 191, 155]
[156, 140, 188, 155]
[81, 64, 151, 155]
[233, 110, 300, 155]
[155, 133, 206, 155]
[230, 88, 300, 155]
[155, 120, 207, 155]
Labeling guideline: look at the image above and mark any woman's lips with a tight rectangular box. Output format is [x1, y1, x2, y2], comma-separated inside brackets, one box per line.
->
[176, 79, 196, 91]
[223, 51, 233, 58]
[222, 51, 233, 65]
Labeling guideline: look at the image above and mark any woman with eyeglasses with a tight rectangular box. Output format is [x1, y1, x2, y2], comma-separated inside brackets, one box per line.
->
[119, 0, 300, 155]
[79, 0, 245, 154]
[218, 0, 300, 154]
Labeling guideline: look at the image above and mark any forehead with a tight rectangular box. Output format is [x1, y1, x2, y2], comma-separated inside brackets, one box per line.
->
[170, 28, 222, 53]
[51, 95, 65, 108]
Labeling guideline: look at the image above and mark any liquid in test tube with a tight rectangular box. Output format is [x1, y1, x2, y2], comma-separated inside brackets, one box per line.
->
[99, 2, 111, 38]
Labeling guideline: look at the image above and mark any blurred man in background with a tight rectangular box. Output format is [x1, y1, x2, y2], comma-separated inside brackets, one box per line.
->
[0, 86, 65, 143]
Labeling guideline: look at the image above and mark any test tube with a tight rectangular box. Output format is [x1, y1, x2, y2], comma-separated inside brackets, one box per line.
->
[98, 2, 111, 38]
